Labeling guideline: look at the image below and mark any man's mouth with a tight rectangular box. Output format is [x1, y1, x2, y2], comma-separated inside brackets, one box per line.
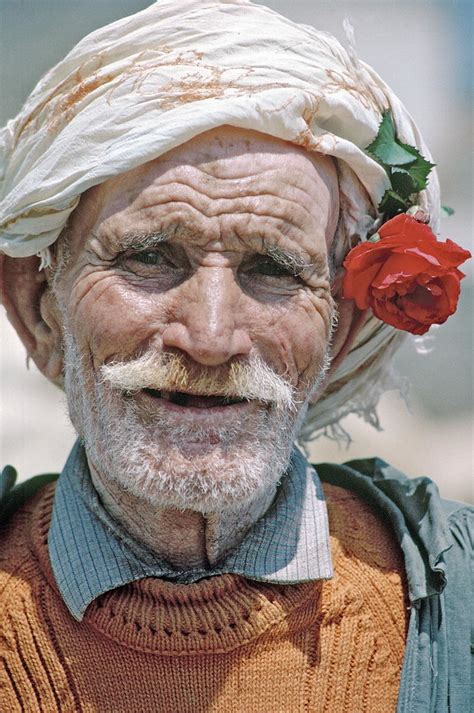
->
[142, 388, 246, 409]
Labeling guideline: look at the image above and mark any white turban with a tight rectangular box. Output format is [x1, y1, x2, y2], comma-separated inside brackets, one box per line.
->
[0, 0, 441, 439]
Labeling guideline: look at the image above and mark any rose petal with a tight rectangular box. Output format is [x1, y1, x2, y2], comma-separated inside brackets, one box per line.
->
[378, 214, 435, 242]
[342, 260, 382, 309]
[372, 297, 426, 334]
[371, 253, 430, 287]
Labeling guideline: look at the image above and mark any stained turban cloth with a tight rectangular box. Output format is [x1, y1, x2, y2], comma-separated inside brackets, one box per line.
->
[0, 0, 440, 440]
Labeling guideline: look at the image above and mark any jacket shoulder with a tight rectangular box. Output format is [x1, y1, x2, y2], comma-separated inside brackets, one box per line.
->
[315, 457, 473, 600]
[316, 456, 472, 515]
[0, 465, 59, 526]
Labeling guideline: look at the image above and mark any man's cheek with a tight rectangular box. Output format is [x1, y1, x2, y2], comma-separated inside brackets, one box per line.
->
[70, 287, 166, 366]
[254, 305, 326, 386]
[286, 303, 331, 384]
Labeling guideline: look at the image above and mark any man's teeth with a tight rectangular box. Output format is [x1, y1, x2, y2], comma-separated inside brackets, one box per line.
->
[143, 389, 244, 407]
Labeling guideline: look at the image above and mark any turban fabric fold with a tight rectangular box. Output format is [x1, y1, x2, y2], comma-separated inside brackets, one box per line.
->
[0, 0, 440, 439]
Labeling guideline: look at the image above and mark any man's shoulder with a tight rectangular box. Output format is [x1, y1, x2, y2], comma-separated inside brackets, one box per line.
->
[0, 466, 59, 590]
[314, 457, 473, 602]
[0, 467, 59, 618]
[315, 457, 472, 518]
[321, 477, 408, 576]
[0, 465, 59, 527]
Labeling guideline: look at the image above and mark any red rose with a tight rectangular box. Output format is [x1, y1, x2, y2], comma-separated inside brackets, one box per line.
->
[342, 214, 471, 335]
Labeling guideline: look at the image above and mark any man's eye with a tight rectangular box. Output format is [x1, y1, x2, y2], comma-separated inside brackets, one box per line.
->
[129, 250, 164, 266]
[251, 259, 294, 278]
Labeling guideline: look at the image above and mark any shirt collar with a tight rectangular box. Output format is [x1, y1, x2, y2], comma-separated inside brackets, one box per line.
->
[48, 441, 333, 621]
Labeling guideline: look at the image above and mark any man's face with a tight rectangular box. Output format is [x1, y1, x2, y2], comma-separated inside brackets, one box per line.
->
[53, 127, 339, 512]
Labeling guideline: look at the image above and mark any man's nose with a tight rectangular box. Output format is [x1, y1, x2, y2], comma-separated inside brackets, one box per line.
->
[161, 267, 252, 366]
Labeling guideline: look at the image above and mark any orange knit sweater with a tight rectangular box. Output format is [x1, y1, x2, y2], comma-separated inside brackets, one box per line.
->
[0, 483, 408, 713]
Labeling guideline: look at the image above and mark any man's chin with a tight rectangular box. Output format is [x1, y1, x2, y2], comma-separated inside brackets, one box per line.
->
[97, 435, 289, 513]
[80, 383, 299, 512]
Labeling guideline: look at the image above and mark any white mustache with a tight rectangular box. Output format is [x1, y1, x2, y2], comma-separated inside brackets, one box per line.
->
[100, 352, 296, 410]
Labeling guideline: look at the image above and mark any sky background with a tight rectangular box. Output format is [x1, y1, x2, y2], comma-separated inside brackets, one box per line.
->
[0, 0, 472, 502]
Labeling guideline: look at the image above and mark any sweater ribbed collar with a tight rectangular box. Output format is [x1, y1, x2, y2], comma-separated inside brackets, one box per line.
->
[48, 442, 333, 621]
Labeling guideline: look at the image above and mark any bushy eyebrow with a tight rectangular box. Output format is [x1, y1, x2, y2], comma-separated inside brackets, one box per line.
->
[262, 241, 315, 276]
[119, 228, 175, 250]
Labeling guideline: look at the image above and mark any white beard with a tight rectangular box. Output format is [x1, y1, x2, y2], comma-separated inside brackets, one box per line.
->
[63, 330, 330, 513]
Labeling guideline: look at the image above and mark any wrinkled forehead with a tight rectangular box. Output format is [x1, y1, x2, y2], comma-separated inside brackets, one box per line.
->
[81, 126, 339, 220]
[144, 126, 337, 172]
[64, 126, 340, 256]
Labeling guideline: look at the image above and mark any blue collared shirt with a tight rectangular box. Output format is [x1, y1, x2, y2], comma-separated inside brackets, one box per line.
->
[48, 441, 333, 621]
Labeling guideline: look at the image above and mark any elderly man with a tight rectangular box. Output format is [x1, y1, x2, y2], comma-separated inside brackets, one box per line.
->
[0, 2, 472, 712]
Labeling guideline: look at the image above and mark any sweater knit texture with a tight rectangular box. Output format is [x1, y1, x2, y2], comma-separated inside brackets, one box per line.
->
[0, 482, 408, 713]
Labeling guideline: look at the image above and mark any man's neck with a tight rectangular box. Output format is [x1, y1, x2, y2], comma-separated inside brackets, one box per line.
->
[88, 461, 277, 569]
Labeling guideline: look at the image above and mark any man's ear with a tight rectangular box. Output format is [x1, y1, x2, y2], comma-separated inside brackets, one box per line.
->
[329, 294, 366, 374]
[0, 254, 64, 385]
[309, 268, 367, 404]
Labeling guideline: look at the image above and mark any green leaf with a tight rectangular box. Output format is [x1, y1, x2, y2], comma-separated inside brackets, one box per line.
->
[366, 112, 416, 166]
[365, 111, 436, 217]
[379, 189, 410, 218]
[398, 142, 435, 191]
[390, 167, 417, 199]
[441, 205, 455, 217]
